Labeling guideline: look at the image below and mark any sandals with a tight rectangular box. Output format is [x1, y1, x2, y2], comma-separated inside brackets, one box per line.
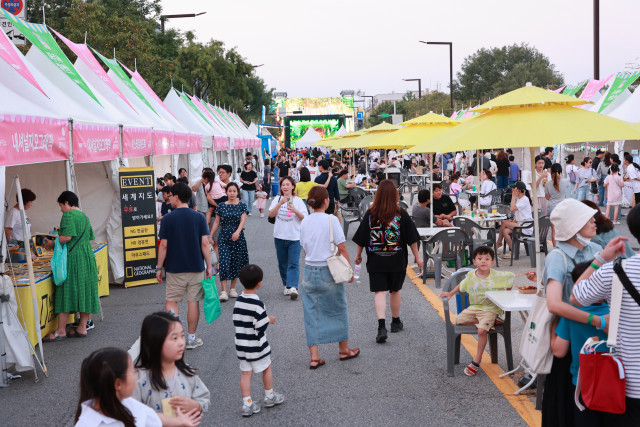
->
[339, 348, 360, 361]
[42, 332, 66, 342]
[464, 361, 480, 376]
[309, 359, 325, 370]
[68, 329, 87, 338]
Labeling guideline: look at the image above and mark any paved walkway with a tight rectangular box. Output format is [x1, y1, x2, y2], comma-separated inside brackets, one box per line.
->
[8, 200, 628, 426]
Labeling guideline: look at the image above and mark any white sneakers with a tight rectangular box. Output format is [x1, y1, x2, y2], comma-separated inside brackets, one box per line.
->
[229, 288, 238, 298]
[219, 291, 229, 302]
[284, 287, 298, 300]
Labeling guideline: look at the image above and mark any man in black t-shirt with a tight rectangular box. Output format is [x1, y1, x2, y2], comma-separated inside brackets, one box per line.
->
[277, 156, 291, 178]
[543, 147, 554, 171]
[432, 183, 457, 222]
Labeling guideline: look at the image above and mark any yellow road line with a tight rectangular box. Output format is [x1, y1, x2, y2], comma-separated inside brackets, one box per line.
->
[407, 266, 541, 427]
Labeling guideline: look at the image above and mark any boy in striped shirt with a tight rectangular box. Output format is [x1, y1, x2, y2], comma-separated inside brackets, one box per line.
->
[233, 264, 285, 417]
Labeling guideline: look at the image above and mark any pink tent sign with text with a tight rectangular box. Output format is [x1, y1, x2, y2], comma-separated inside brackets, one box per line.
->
[0, 115, 69, 166]
[73, 123, 120, 163]
[123, 127, 153, 158]
[189, 134, 203, 153]
[153, 130, 176, 155]
[214, 136, 228, 151]
[174, 132, 189, 153]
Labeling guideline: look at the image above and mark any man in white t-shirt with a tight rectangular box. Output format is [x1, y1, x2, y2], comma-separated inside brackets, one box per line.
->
[388, 149, 397, 160]
[4, 188, 36, 260]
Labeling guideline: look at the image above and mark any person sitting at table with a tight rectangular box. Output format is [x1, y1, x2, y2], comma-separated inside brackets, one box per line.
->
[449, 173, 462, 196]
[476, 169, 498, 209]
[359, 177, 376, 189]
[439, 246, 514, 376]
[390, 157, 402, 169]
[432, 183, 457, 223]
[337, 169, 357, 204]
[431, 163, 442, 181]
[461, 166, 478, 191]
[415, 160, 426, 175]
[412, 190, 451, 227]
[496, 181, 533, 257]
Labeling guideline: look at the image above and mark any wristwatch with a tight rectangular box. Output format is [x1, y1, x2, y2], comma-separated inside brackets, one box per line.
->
[156, 266, 163, 271]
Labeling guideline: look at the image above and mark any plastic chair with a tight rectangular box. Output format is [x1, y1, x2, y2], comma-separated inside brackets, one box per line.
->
[348, 187, 367, 207]
[398, 201, 409, 210]
[341, 196, 373, 237]
[441, 268, 514, 377]
[479, 189, 502, 208]
[491, 203, 512, 219]
[422, 228, 467, 287]
[452, 217, 500, 267]
[410, 215, 429, 228]
[508, 216, 551, 267]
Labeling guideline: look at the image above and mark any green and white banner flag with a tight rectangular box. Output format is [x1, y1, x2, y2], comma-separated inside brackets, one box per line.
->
[178, 91, 211, 125]
[562, 80, 588, 97]
[598, 71, 640, 113]
[1, 10, 100, 105]
[91, 47, 158, 116]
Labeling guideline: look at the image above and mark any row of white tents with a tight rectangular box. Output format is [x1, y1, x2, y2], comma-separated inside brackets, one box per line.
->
[0, 14, 262, 283]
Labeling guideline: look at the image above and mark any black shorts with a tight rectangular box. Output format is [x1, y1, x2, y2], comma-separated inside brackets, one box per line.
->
[369, 271, 406, 293]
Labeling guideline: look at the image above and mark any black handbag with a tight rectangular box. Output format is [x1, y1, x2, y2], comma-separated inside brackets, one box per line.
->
[267, 196, 279, 224]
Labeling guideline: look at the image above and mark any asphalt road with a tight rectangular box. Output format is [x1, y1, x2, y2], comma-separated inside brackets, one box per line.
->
[6, 199, 612, 426]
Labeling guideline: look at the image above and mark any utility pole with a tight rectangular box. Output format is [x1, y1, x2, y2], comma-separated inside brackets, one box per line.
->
[420, 41, 453, 109]
[403, 78, 422, 99]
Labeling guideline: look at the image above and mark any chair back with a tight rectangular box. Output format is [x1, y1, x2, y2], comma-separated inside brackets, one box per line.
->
[359, 196, 374, 217]
[452, 217, 480, 243]
[349, 187, 367, 206]
[538, 216, 552, 242]
[491, 203, 511, 217]
[441, 180, 451, 194]
[429, 229, 467, 262]
[411, 215, 429, 228]
[487, 189, 503, 205]
[442, 268, 474, 314]
[398, 201, 409, 210]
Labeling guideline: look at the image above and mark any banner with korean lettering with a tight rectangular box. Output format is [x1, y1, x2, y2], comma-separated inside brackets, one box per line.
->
[119, 167, 157, 287]
[2, 11, 101, 105]
[598, 71, 640, 113]
[123, 126, 153, 158]
[73, 123, 119, 163]
[153, 129, 175, 155]
[0, 114, 69, 166]
[214, 136, 228, 151]
[174, 132, 189, 153]
[189, 134, 203, 153]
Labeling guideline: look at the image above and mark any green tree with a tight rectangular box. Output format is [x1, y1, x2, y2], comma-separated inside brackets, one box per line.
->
[454, 43, 564, 103]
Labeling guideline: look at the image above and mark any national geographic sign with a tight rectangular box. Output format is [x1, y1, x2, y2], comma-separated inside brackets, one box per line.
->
[119, 167, 157, 287]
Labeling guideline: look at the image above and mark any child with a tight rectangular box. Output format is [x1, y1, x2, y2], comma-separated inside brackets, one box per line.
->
[134, 312, 210, 425]
[255, 184, 268, 218]
[449, 172, 462, 196]
[76, 347, 163, 427]
[604, 163, 624, 224]
[439, 246, 514, 376]
[550, 260, 609, 423]
[233, 264, 284, 417]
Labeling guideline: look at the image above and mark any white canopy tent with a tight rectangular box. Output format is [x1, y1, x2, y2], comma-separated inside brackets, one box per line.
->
[295, 126, 322, 149]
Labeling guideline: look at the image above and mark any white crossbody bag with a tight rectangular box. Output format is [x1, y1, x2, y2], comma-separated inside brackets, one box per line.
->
[326, 216, 353, 283]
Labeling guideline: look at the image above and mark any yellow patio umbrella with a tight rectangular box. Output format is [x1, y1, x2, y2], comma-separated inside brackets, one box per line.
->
[371, 113, 460, 152]
[417, 83, 640, 286]
[320, 129, 367, 148]
[335, 122, 401, 149]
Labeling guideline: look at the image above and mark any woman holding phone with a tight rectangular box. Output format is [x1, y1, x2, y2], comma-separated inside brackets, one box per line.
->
[268, 177, 307, 300]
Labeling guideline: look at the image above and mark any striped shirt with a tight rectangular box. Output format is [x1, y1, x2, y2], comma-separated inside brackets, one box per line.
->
[232, 293, 271, 361]
[573, 254, 640, 398]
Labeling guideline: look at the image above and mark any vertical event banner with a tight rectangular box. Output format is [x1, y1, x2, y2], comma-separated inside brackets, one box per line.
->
[119, 167, 157, 287]
[0, 114, 69, 166]
[598, 71, 640, 113]
[0, 0, 25, 46]
[73, 123, 119, 163]
[2, 10, 101, 105]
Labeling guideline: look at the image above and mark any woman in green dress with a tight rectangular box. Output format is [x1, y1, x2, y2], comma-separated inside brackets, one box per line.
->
[44, 191, 99, 340]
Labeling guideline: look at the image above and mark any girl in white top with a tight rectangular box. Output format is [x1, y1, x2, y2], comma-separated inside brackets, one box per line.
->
[533, 156, 551, 215]
[75, 347, 167, 427]
[624, 154, 640, 206]
[564, 155, 579, 198]
[478, 170, 497, 207]
[268, 177, 308, 299]
[307, 158, 320, 181]
[496, 181, 533, 256]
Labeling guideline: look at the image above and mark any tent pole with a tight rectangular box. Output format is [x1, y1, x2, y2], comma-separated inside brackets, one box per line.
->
[477, 149, 481, 210]
[15, 177, 47, 375]
[430, 153, 434, 227]
[529, 147, 542, 288]
[66, 120, 74, 192]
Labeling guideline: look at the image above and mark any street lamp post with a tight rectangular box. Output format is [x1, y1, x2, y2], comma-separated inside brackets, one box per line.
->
[160, 12, 207, 34]
[419, 41, 453, 109]
[360, 95, 375, 111]
[402, 78, 422, 99]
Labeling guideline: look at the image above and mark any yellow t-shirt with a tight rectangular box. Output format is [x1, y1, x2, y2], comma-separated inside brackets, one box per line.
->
[459, 269, 515, 315]
[296, 181, 318, 200]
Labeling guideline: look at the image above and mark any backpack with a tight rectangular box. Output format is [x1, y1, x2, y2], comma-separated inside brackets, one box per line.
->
[568, 166, 577, 184]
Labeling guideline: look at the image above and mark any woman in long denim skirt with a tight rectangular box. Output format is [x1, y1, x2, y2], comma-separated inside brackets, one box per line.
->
[299, 186, 359, 369]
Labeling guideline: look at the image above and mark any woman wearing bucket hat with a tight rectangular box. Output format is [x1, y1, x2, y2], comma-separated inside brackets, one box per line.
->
[540, 198, 611, 425]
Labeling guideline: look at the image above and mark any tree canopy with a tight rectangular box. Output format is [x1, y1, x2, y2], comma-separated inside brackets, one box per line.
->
[366, 91, 456, 127]
[453, 43, 564, 103]
[24, 0, 272, 122]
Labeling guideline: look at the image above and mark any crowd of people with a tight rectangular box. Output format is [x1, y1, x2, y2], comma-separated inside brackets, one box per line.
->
[8, 144, 637, 425]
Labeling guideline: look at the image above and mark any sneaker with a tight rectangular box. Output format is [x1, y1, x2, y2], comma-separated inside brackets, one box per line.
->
[248, 213, 252, 216]
[615, 221, 621, 225]
[229, 288, 238, 298]
[260, 214, 265, 218]
[263, 391, 285, 408]
[289, 288, 298, 300]
[241, 402, 261, 417]
[219, 291, 229, 302]
[283, 287, 292, 296]
[376, 326, 388, 343]
[86, 320, 95, 331]
[186, 337, 203, 349]
[390, 320, 404, 333]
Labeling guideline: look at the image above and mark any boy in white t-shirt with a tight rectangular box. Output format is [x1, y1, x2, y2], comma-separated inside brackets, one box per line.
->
[439, 246, 514, 376]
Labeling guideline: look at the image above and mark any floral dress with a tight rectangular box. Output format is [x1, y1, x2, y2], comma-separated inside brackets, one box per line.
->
[216, 201, 249, 281]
